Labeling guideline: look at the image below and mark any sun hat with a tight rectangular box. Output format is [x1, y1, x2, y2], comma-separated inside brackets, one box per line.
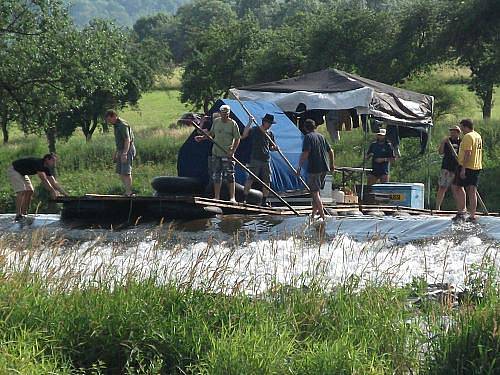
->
[262, 113, 276, 124]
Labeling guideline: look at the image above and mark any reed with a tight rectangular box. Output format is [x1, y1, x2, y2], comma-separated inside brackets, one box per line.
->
[0, 228, 497, 374]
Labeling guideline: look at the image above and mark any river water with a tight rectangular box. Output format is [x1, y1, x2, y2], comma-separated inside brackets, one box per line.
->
[0, 214, 498, 294]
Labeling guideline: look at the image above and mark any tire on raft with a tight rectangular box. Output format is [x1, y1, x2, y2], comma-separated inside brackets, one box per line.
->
[206, 182, 263, 205]
[151, 176, 205, 195]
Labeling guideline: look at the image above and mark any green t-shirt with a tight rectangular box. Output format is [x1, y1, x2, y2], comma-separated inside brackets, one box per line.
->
[210, 118, 241, 157]
[114, 118, 134, 151]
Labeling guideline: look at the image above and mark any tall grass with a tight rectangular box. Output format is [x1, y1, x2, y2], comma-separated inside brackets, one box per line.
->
[0, 229, 498, 374]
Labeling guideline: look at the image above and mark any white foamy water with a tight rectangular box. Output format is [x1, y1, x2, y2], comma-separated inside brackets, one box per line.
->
[0, 214, 498, 293]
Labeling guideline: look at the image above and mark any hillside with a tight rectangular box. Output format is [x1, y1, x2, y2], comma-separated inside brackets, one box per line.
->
[64, 0, 192, 26]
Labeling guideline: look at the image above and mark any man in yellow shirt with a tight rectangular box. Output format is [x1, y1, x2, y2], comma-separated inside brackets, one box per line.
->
[454, 118, 482, 222]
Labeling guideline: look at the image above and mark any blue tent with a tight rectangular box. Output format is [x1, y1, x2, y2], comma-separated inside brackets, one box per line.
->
[177, 99, 306, 192]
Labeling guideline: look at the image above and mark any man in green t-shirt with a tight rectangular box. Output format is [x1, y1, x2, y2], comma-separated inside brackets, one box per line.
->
[105, 109, 136, 196]
[195, 104, 241, 202]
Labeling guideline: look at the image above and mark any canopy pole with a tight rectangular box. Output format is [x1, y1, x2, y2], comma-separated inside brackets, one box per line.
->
[426, 126, 432, 210]
[360, 115, 369, 205]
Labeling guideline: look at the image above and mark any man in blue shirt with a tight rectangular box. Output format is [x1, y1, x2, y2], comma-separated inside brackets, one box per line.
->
[367, 128, 395, 185]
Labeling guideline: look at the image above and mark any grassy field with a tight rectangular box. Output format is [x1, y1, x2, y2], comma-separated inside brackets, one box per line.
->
[0, 68, 499, 213]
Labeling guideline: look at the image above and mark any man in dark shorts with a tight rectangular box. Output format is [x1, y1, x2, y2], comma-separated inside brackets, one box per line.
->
[366, 128, 395, 185]
[7, 153, 68, 221]
[297, 119, 335, 220]
[454, 119, 482, 222]
[105, 109, 136, 196]
[435, 125, 461, 210]
[241, 113, 277, 206]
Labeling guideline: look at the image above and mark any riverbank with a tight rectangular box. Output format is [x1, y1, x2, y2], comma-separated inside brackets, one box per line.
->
[0, 222, 498, 374]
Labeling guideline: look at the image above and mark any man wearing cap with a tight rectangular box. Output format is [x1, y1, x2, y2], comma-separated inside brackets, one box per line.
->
[454, 118, 483, 222]
[435, 125, 461, 210]
[241, 113, 278, 206]
[297, 119, 335, 220]
[366, 128, 395, 185]
[195, 104, 241, 202]
[105, 109, 136, 196]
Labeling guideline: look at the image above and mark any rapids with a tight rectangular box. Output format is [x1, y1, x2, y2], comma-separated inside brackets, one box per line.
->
[0, 214, 498, 293]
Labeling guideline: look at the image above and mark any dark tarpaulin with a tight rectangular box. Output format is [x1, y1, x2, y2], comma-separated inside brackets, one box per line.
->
[241, 69, 364, 93]
[234, 69, 434, 128]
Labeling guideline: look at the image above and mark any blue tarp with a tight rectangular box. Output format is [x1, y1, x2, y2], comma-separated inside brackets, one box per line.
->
[177, 100, 306, 192]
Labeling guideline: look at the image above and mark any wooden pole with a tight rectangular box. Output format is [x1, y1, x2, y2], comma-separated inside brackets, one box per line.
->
[447, 138, 489, 215]
[231, 95, 312, 193]
[189, 120, 301, 215]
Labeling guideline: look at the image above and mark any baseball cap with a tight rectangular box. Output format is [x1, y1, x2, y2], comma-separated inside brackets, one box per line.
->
[220, 105, 231, 113]
[377, 128, 386, 136]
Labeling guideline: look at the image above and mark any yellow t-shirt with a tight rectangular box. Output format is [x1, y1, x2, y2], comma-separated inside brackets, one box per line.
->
[458, 131, 482, 170]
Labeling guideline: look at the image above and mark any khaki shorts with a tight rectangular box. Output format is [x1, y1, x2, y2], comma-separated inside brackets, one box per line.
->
[438, 169, 455, 188]
[7, 165, 34, 193]
[116, 144, 136, 175]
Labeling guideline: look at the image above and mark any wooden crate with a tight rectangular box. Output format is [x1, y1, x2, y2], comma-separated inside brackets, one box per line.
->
[343, 195, 359, 204]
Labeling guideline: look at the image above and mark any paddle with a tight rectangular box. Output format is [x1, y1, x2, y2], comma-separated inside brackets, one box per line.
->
[231, 94, 312, 193]
[446, 138, 489, 215]
[188, 120, 301, 216]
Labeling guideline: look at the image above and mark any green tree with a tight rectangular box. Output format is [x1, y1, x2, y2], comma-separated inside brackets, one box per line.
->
[181, 16, 260, 112]
[62, 20, 128, 141]
[442, 0, 500, 119]
[305, 5, 400, 82]
[246, 24, 308, 83]
[0, 0, 80, 152]
[173, 0, 236, 62]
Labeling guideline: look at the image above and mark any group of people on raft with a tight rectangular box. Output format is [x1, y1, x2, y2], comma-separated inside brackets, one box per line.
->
[7, 104, 483, 223]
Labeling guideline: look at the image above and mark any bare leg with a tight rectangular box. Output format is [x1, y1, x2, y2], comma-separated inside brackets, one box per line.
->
[228, 182, 236, 202]
[312, 191, 325, 219]
[120, 174, 133, 195]
[367, 175, 378, 185]
[466, 186, 478, 218]
[435, 186, 448, 210]
[380, 174, 389, 183]
[22, 190, 33, 215]
[213, 182, 221, 200]
[15, 192, 24, 216]
[243, 178, 253, 196]
[454, 186, 467, 214]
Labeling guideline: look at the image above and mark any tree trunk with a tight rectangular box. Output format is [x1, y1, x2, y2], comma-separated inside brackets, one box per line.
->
[46, 126, 57, 154]
[82, 120, 92, 142]
[0, 112, 8, 144]
[481, 83, 493, 120]
[203, 98, 210, 114]
[89, 113, 99, 140]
